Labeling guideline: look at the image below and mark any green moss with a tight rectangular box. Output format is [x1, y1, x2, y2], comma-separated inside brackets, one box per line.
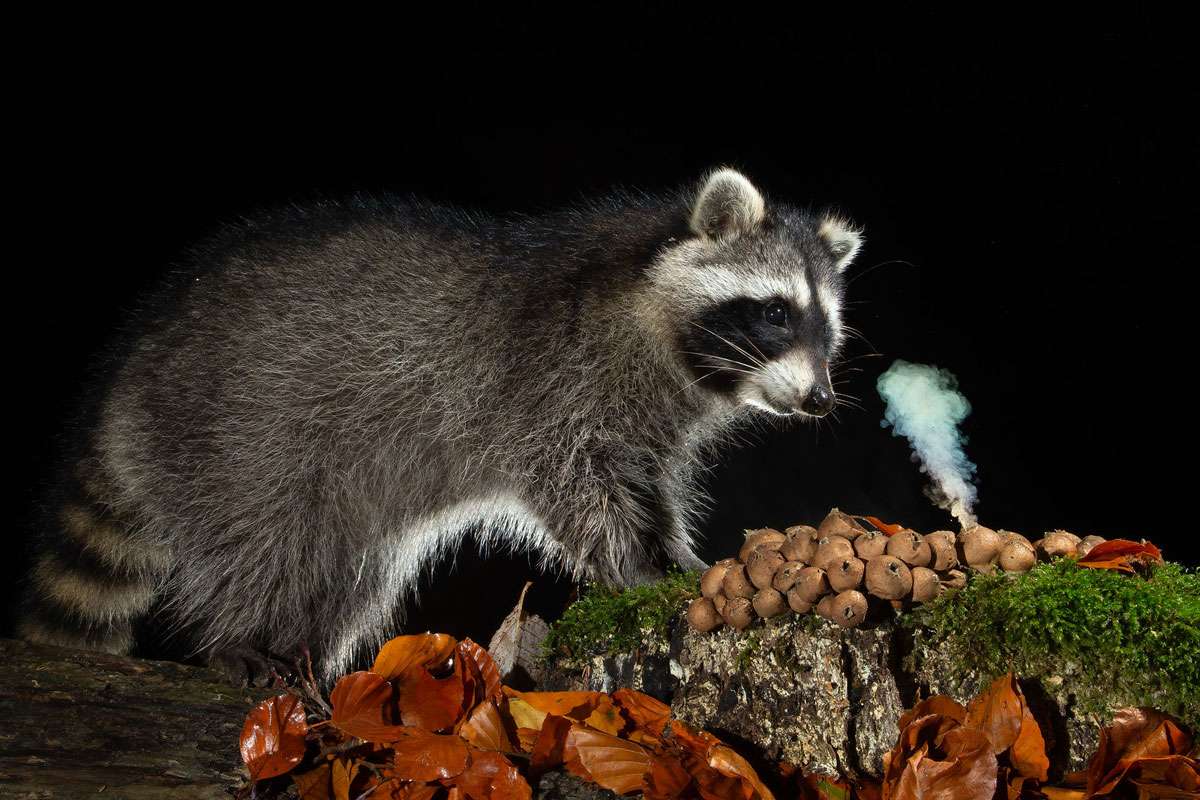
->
[907, 560, 1200, 728]
[542, 569, 701, 660]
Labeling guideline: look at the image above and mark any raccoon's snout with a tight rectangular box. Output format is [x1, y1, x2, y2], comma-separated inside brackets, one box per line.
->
[800, 385, 835, 417]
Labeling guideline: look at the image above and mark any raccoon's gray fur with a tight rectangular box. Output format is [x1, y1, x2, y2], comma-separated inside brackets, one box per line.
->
[20, 168, 862, 681]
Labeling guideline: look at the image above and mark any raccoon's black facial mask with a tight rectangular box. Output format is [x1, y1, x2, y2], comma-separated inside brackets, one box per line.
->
[680, 297, 832, 394]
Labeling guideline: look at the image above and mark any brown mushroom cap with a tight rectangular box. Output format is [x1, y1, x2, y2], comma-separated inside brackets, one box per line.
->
[925, 531, 959, 571]
[815, 594, 836, 622]
[828, 556, 865, 591]
[786, 587, 814, 614]
[940, 569, 968, 590]
[712, 593, 728, 614]
[818, 509, 866, 540]
[1000, 530, 1033, 549]
[885, 530, 932, 567]
[854, 531, 889, 560]
[752, 588, 789, 618]
[910, 566, 941, 603]
[999, 540, 1037, 573]
[781, 525, 820, 563]
[1076, 535, 1106, 558]
[747, 546, 787, 589]
[865, 555, 914, 600]
[687, 597, 724, 632]
[830, 589, 869, 627]
[772, 561, 806, 593]
[738, 528, 786, 562]
[701, 564, 733, 599]
[793, 566, 830, 604]
[1038, 530, 1079, 560]
[721, 564, 757, 599]
[721, 597, 756, 631]
[959, 525, 1002, 568]
[814, 536, 856, 571]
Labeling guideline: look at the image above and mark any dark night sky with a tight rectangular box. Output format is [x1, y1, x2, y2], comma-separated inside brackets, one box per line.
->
[7, 12, 1194, 644]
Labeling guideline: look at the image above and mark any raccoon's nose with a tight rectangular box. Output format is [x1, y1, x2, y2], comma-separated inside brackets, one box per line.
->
[801, 386, 835, 417]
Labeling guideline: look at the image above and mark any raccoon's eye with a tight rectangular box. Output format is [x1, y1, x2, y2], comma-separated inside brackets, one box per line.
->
[763, 301, 789, 327]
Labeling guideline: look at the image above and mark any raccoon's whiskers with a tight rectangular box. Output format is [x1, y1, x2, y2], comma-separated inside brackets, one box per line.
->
[687, 321, 767, 369]
[847, 258, 918, 286]
[680, 351, 759, 372]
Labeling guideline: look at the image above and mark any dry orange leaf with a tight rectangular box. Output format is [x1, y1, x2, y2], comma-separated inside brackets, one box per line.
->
[373, 633, 458, 681]
[390, 729, 470, 782]
[708, 743, 776, 800]
[897, 695, 967, 734]
[966, 674, 1025, 755]
[565, 724, 655, 794]
[503, 688, 622, 736]
[460, 700, 517, 753]
[240, 693, 308, 781]
[1086, 707, 1196, 797]
[458, 637, 504, 704]
[330, 671, 409, 743]
[892, 724, 997, 800]
[613, 688, 671, 738]
[331, 756, 357, 800]
[529, 714, 573, 777]
[397, 657, 467, 732]
[445, 750, 532, 800]
[1076, 539, 1164, 572]
[293, 763, 333, 800]
[856, 515, 905, 536]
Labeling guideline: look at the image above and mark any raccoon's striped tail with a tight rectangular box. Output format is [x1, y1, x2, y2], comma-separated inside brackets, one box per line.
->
[19, 478, 170, 655]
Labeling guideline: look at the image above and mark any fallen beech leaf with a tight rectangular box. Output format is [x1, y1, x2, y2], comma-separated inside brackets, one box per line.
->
[529, 715, 573, 777]
[566, 724, 655, 794]
[966, 674, 1024, 754]
[1086, 707, 1195, 797]
[446, 750, 532, 800]
[709, 744, 776, 800]
[460, 700, 517, 753]
[503, 688, 622, 735]
[613, 688, 671, 738]
[1038, 788, 1085, 800]
[506, 697, 547, 731]
[374, 633, 458, 681]
[643, 753, 693, 800]
[1076, 539, 1164, 572]
[390, 729, 470, 782]
[965, 673, 1049, 780]
[856, 515, 905, 536]
[330, 671, 408, 742]
[397, 657, 467, 732]
[896, 725, 997, 800]
[515, 726, 540, 753]
[897, 695, 967, 733]
[240, 693, 308, 781]
[331, 757, 356, 800]
[293, 763, 332, 800]
[1124, 755, 1200, 797]
[487, 582, 550, 686]
[458, 637, 504, 704]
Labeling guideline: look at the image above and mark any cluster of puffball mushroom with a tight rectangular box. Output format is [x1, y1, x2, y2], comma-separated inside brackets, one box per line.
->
[686, 509, 1108, 632]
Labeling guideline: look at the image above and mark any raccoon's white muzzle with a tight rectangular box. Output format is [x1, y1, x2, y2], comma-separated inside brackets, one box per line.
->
[739, 350, 835, 418]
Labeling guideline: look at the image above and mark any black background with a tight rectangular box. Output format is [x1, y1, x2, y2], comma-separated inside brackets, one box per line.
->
[7, 11, 1194, 645]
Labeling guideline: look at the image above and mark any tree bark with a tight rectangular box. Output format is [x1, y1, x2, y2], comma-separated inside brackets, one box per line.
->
[0, 638, 272, 799]
[542, 613, 1106, 781]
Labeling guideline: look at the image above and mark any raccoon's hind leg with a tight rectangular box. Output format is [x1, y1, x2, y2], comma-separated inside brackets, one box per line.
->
[18, 476, 170, 655]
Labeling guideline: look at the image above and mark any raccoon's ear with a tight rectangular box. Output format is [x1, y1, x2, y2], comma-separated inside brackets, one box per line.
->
[818, 214, 864, 272]
[689, 168, 766, 241]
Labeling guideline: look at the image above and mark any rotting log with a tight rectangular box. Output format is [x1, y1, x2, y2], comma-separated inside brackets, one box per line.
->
[541, 614, 1106, 780]
[0, 638, 272, 799]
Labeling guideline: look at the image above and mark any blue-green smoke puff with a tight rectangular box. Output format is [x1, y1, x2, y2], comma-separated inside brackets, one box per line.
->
[877, 360, 978, 527]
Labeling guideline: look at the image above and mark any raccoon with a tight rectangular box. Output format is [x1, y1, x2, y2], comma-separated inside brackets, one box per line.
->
[19, 168, 862, 683]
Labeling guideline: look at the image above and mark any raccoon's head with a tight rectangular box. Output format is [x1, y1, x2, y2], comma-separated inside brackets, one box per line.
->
[650, 168, 863, 418]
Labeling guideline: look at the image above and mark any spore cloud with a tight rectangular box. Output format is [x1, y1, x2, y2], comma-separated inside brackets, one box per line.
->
[877, 360, 978, 527]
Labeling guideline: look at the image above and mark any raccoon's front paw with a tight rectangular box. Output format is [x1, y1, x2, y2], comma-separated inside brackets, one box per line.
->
[206, 645, 294, 688]
[670, 551, 710, 572]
